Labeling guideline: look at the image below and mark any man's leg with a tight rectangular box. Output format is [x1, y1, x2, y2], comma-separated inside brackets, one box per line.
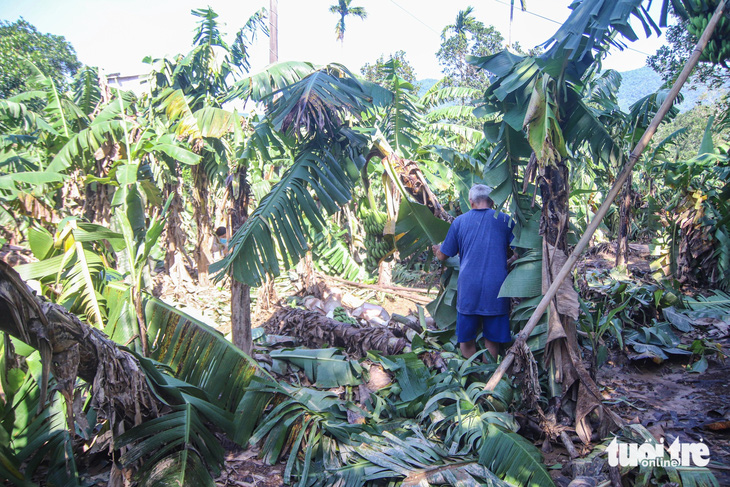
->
[460, 340, 478, 359]
[456, 313, 480, 359]
[482, 314, 511, 362]
[482, 339, 498, 362]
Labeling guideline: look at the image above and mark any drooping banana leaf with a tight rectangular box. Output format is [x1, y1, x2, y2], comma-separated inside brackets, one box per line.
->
[144, 296, 260, 412]
[498, 249, 543, 299]
[212, 149, 355, 287]
[4, 353, 81, 487]
[310, 223, 364, 281]
[333, 430, 510, 487]
[371, 352, 431, 402]
[17, 220, 123, 328]
[542, 0, 660, 62]
[268, 66, 371, 142]
[394, 198, 451, 257]
[72, 66, 102, 117]
[116, 404, 224, 486]
[225, 60, 317, 103]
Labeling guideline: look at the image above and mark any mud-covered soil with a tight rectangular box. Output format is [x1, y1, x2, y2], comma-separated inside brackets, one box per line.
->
[599, 350, 730, 484]
[216, 446, 284, 487]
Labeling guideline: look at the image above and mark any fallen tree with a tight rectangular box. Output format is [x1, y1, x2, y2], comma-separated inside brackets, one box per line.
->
[0, 260, 162, 481]
[0, 261, 160, 422]
[264, 306, 409, 357]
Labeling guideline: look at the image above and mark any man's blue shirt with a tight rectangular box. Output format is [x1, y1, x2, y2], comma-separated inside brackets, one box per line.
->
[440, 208, 514, 315]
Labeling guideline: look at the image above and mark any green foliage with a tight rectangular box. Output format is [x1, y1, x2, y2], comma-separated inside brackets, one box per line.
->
[361, 50, 419, 89]
[310, 220, 364, 281]
[0, 351, 81, 487]
[648, 15, 730, 88]
[543, 0, 660, 65]
[17, 220, 123, 327]
[654, 103, 729, 163]
[271, 348, 363, 387]
[437, 7, 505, 92]
[0, 19, 81, 99]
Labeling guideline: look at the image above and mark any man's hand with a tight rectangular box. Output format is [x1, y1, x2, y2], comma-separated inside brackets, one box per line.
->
[432, 243, 448, 262]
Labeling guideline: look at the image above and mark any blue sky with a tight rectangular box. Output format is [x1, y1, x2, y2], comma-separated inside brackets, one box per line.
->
[1, 0, 667, 80]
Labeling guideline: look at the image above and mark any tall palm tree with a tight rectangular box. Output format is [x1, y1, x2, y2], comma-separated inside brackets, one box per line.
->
[329, 0, 367, 44]
[443, 6, 477, 39]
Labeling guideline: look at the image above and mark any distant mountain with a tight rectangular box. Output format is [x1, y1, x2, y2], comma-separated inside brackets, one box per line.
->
[416, 67, 716, 112]
[616, 66, 720, 112]
[417, 78, 439, 97]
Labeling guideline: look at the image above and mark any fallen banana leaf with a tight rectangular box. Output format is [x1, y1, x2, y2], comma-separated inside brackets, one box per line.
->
[270, 348, 363, 388]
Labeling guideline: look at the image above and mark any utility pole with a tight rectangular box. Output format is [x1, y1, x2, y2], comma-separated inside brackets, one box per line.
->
[269, 0, 278, 63]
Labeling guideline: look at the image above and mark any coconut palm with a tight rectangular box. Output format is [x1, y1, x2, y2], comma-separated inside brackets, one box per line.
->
[328, 0, 367, 44]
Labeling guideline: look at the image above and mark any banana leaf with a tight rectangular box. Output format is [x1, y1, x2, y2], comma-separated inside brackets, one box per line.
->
[478, 423, 554, 487]
[144, 296, 260, 412]
[270, 348, 363, 388]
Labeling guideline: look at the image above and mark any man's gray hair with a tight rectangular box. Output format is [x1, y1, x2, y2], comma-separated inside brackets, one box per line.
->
[469, 184, 493, 204]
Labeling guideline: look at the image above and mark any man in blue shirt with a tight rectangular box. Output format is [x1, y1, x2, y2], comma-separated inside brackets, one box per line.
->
[432, 184, 515, 360]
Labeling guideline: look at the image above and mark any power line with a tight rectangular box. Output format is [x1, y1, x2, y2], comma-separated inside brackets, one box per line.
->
[389, 0, 440, 35]
[388, 0, 655, 58]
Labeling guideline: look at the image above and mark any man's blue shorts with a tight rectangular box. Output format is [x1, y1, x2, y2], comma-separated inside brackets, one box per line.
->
[456, 313, 512, 344]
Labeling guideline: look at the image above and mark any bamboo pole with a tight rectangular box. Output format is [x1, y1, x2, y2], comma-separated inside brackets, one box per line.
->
[484, 0, 727, 391]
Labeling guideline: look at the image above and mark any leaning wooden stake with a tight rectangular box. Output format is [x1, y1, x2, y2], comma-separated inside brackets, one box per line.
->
[484, 0, 727, 391]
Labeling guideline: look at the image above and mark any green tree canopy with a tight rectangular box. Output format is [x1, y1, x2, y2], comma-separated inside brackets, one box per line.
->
[436, 6, 504, 91]
[0, 18, 81, 98]
[647, 15, 730, 89]
[360, 50, 419, 89]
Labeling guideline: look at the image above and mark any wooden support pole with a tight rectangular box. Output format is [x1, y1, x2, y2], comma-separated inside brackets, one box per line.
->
[484, 0, 727, 391]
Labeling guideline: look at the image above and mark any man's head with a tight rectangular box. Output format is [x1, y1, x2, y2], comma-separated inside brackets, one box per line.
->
[468, 184, 494, 209]
[215, 226, 227, 238]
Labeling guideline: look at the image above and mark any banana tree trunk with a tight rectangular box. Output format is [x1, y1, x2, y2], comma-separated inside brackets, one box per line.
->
[615, 174, 632, 267]
[230, 167, 252, 354]
[0, 260, 161, 433]
[164, 179, 192, 284]
[539, 161, 611, 444]
[264, 307, 408, 357]
[192, 165, 214, 286]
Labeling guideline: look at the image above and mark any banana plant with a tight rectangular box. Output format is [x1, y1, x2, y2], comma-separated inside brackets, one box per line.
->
[113, 189, 173, 355]
[461, 0, 669, 446]
[213, 64, 380, 288]
[0, 349, 82, 487]
[653, 117, 730, 289]
[16, 219, 124, 327]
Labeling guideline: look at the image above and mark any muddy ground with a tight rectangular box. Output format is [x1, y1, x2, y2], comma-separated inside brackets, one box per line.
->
[599, 352, 730, 484]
